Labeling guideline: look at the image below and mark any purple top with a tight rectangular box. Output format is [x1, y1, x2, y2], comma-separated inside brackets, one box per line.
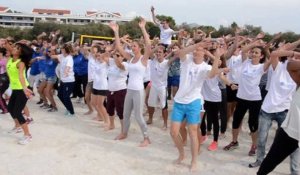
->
[0, 58, 7, 74]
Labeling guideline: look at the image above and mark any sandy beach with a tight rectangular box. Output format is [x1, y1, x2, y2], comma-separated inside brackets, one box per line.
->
[0, 95, 291, 175]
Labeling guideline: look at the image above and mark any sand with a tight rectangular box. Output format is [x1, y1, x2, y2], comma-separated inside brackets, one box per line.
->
[0, 95, 291, 175]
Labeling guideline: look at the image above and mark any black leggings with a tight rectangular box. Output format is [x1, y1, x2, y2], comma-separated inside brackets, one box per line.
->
[0, 73, 9, 111]
[257, 128, 299, 175]
[220, 88, 227, 133]
[204, 101, 221, 141]
[7, 90, 28, 125]
[232, 98, 262, 132]
[73, 74, 88, 98]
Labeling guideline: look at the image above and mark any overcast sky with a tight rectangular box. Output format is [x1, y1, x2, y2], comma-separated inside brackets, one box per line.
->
[1, 0, 300, 34]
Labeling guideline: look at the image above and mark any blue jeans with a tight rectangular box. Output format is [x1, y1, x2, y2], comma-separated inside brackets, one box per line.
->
[257, 110, 299, 174]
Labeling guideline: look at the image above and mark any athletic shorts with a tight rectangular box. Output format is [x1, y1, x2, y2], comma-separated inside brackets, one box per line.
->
[148, 86, 168, 109]
[167, 76, 180, 87]
[92, 89, 108, 96]
[46, 76, 57, 84]
[226, 84, 238, 102]
[106, 89, 126, 119]
[171, 99, 202, 124]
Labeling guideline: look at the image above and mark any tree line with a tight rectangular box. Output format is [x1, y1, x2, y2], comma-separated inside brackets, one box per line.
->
[0, 15, 299, 43]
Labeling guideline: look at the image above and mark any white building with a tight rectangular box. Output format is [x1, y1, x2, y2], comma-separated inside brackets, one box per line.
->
[0, 7, 133, 28]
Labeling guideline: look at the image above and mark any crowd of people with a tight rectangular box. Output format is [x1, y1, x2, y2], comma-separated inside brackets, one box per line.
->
[0, 6, 299, 174]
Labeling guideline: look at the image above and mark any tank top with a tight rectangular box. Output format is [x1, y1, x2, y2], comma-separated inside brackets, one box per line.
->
[282, 87, 300, 147]
[127, 56, 146, 90]
[6, 58, 29, 90]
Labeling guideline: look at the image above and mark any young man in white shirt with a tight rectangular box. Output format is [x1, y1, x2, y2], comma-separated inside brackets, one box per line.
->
[151, 6, 176, 47]
[169, 40, 221, 172]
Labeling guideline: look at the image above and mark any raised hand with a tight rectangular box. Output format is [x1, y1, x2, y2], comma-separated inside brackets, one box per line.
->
[151, 6, 155, 13]
[109, 22, 119, 32]
[138, 17, 146, 28]
[256, 32, 265, 39]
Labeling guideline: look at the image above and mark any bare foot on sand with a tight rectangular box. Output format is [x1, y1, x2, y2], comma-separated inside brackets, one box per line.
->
[173, 154, 185, 164]
[162, 125, 168, 131]
[190, 162, 197, 172]
[139, 138, 151, 147]
[84, 110, 93, 115]
[104, 125, 115, 131]
[146, 119, 153, 125]
[114, 133, 127, 140]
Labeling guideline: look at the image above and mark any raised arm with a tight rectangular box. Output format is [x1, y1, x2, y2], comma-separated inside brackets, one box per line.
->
[287, 58, 300, 86]
[223, 29, 242, 60]
[139, 18, 152, 66]
[269, 50, 297, 69]
[178, 41, 210, 61]
[241, 40, 262, 62]
[151, 6, 160, 26]
[109, 22, 132, 60]
[208, 48, 223, 78]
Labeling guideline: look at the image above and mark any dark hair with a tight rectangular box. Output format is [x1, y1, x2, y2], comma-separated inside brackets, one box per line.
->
[15, 43, 33, 68]
[62, 43, 74, 55]
[157, 44, 167, 53]
[253, 46, 266, 63]
[0, 47, 7, 56]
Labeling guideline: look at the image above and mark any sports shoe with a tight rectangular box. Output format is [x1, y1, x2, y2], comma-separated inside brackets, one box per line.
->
[8, 127, 22, 134]
[40, 103, 49, 108]
[36, 99, 43, 105]
[249, 160, 262, 168]
[208, 141, 218, 151]
[223, 141, 239, 151]
[48, 107, 58, 112]
[18, 135, 32, 145]
[200, 135, 207, 145]
[248, 145, 257, 156]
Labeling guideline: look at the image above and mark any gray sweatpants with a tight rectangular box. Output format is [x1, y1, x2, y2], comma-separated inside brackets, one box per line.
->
[123, 89, 148, 138]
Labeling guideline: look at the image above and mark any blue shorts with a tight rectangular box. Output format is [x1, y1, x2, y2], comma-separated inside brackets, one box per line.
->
[171, 99, 202, 124]
[46, 76, 57, 84]
[168, 76, 180, 87]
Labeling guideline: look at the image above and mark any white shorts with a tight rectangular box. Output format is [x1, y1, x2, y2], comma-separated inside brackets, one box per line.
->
[148, 86, 167, 109]
[28, 74, 39, 87]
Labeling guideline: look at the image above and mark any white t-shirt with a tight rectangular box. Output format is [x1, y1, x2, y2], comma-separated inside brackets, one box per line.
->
[127, 57, 146, 90]
[282, 87, 300, 147]
[58, 54, 75, 83]
[265, 66, 273, 91]
[143, 60, 151, 82]
[150, 59, 169, 89]
[87, 54, 96, 82]
[261, 61, 296, 113]
[174, 55, 211, 104]
[107, 58, 128, 91]
[202, 75, 221, 102]
[236, 59, 265, 101]
[226, 54, 242, 84]
[92, 60, 108, 90]
[159, 25, 174, 45]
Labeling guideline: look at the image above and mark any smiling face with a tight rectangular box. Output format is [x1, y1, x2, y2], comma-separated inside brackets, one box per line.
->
[131, 41, 142, 55]
[250, 47, 264, 64]
[155, 46, 165, 62]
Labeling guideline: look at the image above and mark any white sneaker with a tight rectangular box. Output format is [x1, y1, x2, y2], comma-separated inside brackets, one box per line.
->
[18, 135, 32, 145]
[8, 127, 22, 134]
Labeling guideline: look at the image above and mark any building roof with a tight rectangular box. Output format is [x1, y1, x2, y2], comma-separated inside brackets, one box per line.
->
[32, 8, 71, 15]
[0, 6, 9, 13]
[86, 11, 97, 16]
